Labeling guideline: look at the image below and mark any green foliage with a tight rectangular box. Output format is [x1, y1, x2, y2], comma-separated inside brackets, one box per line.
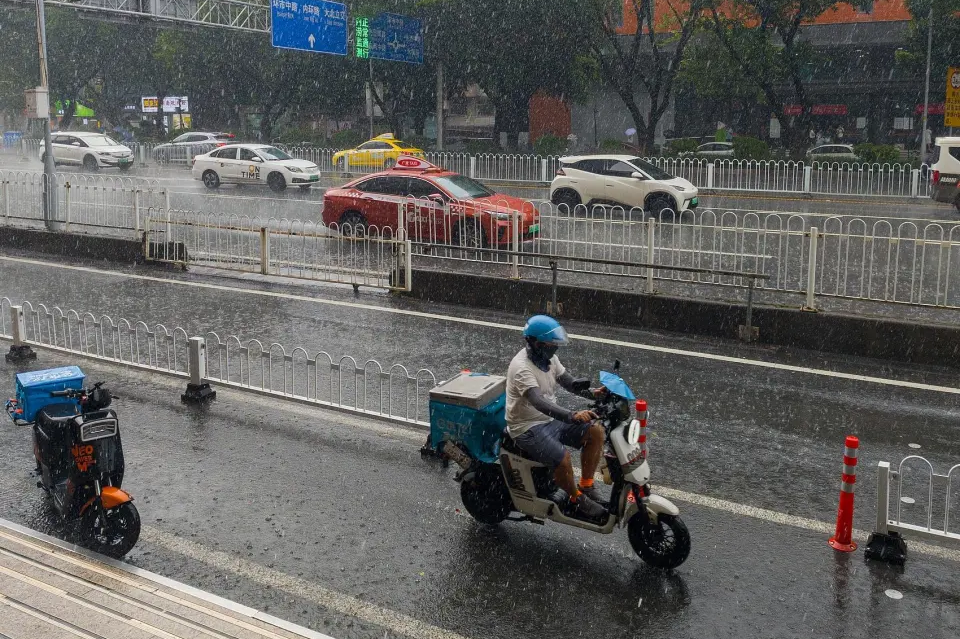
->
[666, 139, 700, 155]
[533, 134, 567, 156]
[733, 136, 770, 160]
[600, 139, 626, 152]
[464, 139, 503, 154]
[853, 143, 901, 164]
[330, 128, 365, 149]
[402, 134, 434, 152]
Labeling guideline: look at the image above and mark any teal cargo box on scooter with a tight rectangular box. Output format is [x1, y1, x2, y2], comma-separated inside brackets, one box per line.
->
[12, 366, 85, 423]
[429, 372, 506, 463]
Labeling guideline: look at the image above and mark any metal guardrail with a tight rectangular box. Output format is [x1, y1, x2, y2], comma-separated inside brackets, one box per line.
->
[1, 299, 435, 426]
[0, 169, 167, 235]
[18, 139, 934, 197]
[867, 457, 960, 564]
[142, 209, 413, 292]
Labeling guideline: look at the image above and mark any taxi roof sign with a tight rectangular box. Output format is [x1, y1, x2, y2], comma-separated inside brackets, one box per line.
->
[392, 155, 439, 171]
[374, 133, 396, 140]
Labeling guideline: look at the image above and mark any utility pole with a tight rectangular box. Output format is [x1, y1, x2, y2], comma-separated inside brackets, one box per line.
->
[435, 62, 444, 151]
[35, 0, 57, 231]
[368, 55, 374, 139]
[921, 3, 933, 161]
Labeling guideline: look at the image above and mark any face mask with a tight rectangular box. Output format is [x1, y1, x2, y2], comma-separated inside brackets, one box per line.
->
[540, 344, 559, 360]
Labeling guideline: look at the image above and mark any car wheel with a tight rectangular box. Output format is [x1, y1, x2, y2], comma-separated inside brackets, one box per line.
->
[383, 158, 396, 169]
[551, 188, 581, 209]
[339, 210, 368, 237]
[83, 155, 99, 172]
[267, 172, 287, 192]
[202, 170, 221, 189]
[955, 195, 960, 214]
[452, 222, 487, 250]
[645, 193, 676, 216]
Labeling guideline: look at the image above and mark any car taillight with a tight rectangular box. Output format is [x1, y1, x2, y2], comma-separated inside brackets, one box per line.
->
[215, 142, 226, 147]
[556, 167, 565, 176]
[932, 170, 940, 185]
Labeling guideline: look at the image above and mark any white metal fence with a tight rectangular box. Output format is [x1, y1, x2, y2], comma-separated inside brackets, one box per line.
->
[0, 169, 167, 235]
[871, 458, 960, 560]
[0, 299, 435, 426]
[18, 139, 933, 198]
[143, 209, 413, 291]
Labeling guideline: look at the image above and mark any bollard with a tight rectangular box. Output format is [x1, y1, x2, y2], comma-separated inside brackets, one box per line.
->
[5, 305, 37, 362]
[636, 399, 648, 458]
[828, 435, 859, 552]
[181, 336, 216, 403]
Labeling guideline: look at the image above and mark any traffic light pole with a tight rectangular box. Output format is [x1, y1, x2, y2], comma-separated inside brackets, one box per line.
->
[35, 0, 57, 231]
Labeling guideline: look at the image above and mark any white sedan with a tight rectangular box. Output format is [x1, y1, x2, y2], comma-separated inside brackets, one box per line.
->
[192, 144, 321, 192]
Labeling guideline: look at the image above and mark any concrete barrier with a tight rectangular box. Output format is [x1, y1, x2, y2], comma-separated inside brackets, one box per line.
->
[406, 268, 960, 369]
[0, 227, 185, 265]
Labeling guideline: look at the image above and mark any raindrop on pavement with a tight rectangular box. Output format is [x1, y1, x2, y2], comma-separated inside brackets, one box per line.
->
[885, 589, 903, 600]
[908, 443, 921, 449]
[901, 497, 916, 505]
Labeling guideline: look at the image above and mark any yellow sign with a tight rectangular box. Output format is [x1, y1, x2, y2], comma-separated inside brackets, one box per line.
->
[947, 67, 960, 128]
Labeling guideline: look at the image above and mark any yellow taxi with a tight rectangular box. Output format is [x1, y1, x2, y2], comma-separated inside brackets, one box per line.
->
[332, 133, 425, 171]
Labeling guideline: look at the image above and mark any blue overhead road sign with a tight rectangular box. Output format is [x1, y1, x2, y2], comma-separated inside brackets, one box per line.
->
[271, 0, 347, 55]
[370, 13, 423, 64]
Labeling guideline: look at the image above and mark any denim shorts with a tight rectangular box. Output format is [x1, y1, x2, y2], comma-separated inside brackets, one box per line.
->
[512, 419, 591, 468]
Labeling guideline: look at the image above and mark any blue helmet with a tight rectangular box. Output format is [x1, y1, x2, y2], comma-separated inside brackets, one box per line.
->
[522, 315, 569, 346]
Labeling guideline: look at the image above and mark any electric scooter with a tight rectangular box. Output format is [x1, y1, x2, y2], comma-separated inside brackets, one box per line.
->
[437, 363, 690, 569]
[6, 378, 140, 558]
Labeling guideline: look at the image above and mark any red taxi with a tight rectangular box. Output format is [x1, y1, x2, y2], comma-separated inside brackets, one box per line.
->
[321, 156, 539, 247]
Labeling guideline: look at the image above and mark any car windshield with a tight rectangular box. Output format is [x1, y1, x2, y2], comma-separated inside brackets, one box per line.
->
[629, 158, 675, 180]
[258, 146, 292, 160]
[431, 174, 494, 199]
[85, 135, 121, 147]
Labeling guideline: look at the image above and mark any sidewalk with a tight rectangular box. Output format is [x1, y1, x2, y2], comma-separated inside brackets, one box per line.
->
[0, 518, 335, 639]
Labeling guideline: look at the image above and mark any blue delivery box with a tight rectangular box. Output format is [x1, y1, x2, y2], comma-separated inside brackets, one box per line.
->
[429, 372, 506, 463]
[12, 366, 85, 423]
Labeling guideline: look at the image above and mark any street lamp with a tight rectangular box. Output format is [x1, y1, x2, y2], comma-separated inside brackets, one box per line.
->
[34, 0, 57, 230]
[920, 3, 933, 161]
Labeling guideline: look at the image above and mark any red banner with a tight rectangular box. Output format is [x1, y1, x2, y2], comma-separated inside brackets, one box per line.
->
[783, 104, 848, 116]
[915, 103, 945, 115]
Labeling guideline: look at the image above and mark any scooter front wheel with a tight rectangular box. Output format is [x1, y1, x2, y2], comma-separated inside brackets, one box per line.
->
[628, 512, 690, 569]
[81, 501, 141, 558]
[460, 463, 513, 525]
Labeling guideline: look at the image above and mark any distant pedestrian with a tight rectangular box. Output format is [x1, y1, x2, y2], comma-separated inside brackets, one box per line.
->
[716, 122, 728, 143]
[836, 125, 844, 142]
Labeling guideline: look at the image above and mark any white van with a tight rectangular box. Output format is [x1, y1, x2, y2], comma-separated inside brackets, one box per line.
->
[931, 137, 960, 211]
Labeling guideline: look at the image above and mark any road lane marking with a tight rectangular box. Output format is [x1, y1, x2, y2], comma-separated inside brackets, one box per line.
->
[139, 526, 473, 639]
[2, 254, 959, 395]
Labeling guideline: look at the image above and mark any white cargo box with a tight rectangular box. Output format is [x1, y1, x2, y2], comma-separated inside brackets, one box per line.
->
[429, 372, 506, 410]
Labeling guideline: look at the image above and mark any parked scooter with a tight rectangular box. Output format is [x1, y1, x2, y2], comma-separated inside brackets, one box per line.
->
[6, 370, 140, 558]
[435, 363, 690, 569]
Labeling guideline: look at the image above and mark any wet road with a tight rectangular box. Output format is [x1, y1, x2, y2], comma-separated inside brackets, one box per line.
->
[2, 155, 952, 223]
[1, 315, 959, 639]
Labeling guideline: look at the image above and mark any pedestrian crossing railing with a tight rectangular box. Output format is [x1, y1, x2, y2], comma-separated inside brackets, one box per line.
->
[0, 169, 167, 236]
[143, 209, 412, 292]
[867, 457, 960, 564]
[1, 299, 435, 426]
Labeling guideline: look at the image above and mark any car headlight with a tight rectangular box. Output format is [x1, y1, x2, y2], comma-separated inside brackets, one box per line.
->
[674, 186, 687, 192]
[288, 167, 303, 173]
[491, 211, 513, 220]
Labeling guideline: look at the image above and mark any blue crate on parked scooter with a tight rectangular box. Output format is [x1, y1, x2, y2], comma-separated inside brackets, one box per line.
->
[13, 366, 85, 423]
[429, 372, 506, 463]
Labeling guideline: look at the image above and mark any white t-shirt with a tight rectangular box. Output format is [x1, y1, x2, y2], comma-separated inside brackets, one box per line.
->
[505, 348, 566, 438]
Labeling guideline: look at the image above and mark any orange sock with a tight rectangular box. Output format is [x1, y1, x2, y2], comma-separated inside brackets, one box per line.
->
[579, 477, 594, 489]
[569, 489, 581, 503]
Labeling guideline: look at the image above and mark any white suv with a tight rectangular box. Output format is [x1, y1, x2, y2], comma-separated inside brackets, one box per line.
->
[40, 132, 134, 171]
[931, 137, 960, 212]
[550, 155, 698, 213]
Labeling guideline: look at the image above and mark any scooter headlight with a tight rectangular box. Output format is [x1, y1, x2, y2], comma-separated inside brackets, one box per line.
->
[627, 419, 641, 445]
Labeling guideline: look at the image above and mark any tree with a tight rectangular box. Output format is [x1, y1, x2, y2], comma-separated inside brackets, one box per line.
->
[704, 0, 845, 153]
[585, 0, 706, 154]
[897, 0, 960, 97]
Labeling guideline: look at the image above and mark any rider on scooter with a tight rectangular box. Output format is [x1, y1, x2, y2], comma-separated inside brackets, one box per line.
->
[506, 315, 607, 520]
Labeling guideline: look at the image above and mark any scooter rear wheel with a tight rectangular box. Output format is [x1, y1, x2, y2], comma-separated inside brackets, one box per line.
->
[460, 464, 512, 525]
[628, 512, 690, 569]
[81, 501, 141, 558]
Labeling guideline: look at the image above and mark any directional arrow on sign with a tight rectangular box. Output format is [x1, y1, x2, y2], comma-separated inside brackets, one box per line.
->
[308, 33, 316, 48]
